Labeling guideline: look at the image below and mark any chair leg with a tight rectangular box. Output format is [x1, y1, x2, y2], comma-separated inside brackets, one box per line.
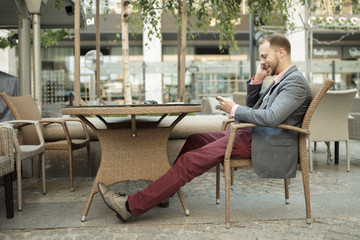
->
[16, 157, 22, 211]
[325, 141, 331, 164]
[69, 150, 74, 192]
[284, 179, 290, 204]
[41, 153, 46, 194]
[230, 167, 234, 185]
[87, 145, 91, 180]
[224, 159, 231, 229]
[299, 159, 311, 224]
[37, 155, 41, 181]
[216, 164, 220, 204]
[346, 140, 350, 172]
[308, 138, 314, 173]
[4, 173, 14, 218]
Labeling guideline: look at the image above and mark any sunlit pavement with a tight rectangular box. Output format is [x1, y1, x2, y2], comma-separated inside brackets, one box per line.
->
[1, 140, 360, 239]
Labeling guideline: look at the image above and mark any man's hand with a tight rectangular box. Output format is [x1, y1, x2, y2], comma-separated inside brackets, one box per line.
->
[216, 96, 235, 114]
[253, 63, 270, 83]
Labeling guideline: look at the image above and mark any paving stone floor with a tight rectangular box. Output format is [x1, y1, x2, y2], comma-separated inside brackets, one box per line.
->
[1, 140, 360, 240]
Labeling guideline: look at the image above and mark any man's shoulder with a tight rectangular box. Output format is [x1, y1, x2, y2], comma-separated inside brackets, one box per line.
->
[284, 66, 307, 82]
[280, 69, 310, 94]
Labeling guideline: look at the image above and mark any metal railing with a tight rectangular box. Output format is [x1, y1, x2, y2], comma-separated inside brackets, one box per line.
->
[41, 60, 360, 117]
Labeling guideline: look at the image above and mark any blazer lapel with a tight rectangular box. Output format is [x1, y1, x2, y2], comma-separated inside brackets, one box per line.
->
[253, 65, 298, 109]
[253, 81, 275, 109]
[276, 65, 298, 86]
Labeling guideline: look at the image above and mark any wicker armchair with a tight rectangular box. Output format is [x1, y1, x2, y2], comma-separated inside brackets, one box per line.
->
[0, 120, 46, 211]
[308, 89, 357, 172]
[0, 93, 91, 192]
[216, 79, 334, 228]
[0, 124, 15, 218]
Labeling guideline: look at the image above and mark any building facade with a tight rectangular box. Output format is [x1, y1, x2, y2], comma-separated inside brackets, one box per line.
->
[1, 0, 359, 116]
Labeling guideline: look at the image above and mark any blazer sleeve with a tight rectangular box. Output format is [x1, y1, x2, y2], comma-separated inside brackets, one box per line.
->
[234, 75, 308, 128]
[246, 79, 263, 108]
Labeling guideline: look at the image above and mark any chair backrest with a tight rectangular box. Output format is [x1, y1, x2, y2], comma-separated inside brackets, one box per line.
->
[301, 79, 334, 130]
[350, 97, 360, 113]
[0, 93, 42, 145]
[232, 92, 247, 106]
[201, 97, 225, 115]
[308, 88, 357, 141]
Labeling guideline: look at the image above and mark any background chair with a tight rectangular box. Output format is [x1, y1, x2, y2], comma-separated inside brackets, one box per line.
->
[216, 79, 334, 228]
[0, 93, 91, 192]
[201, 97, 227, 115]
[0, 124, 15, 218]
[308, 89, 357, 172]
[349, 97, 360, 140]
[1, 120, 46, 211]
[232, 92, 247, 106]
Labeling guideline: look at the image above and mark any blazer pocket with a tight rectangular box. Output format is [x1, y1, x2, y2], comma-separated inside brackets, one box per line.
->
[269, 138, 295, 147]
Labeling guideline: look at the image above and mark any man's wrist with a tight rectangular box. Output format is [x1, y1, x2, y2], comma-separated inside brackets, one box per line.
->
[230, 104, 239, 117]
[251, 76, 263, 85]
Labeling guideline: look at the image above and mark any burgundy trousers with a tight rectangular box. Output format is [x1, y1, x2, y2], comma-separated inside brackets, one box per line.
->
[128, 128, 252, 217]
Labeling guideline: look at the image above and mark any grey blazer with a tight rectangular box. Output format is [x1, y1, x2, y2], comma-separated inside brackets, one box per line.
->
[234, 65, 312, 179]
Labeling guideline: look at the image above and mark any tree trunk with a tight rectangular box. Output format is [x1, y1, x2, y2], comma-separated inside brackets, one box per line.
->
[74, 0, 81, 106]
[122, 0, 132, 104]
[177, 0, 187, 102]
[96, 0, 101, 99]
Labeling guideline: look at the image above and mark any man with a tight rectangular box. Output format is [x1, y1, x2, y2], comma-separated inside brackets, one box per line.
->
[98, 33, 312, 222]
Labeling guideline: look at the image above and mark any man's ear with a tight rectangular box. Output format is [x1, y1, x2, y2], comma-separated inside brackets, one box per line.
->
[278, 48, 286, 57]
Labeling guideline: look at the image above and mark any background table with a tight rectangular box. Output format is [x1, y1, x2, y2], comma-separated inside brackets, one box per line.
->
[61, 104, 201, 221]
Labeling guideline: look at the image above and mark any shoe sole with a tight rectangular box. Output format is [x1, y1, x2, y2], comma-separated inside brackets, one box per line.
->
[98, 184, 128, 222]
[116, 213, 127, 222]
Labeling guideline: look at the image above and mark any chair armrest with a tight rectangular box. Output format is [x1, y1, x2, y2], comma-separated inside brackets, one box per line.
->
[1, 120, 38, 129]
[40, 118, 90, 144]
[224, 122, 310, 160]
[230, 123, 310, 135]
[221, 118, 235, 131]
[277, 124, 310, 135]
[61, 118, 90, 141]
[1, 120, 45, 146]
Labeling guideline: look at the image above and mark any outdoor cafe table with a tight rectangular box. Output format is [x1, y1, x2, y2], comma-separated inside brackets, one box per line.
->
[61, 104, 202, 221]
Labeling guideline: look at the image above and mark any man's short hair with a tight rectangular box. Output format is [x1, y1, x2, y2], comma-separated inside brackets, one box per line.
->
[260, 33, 291, 55]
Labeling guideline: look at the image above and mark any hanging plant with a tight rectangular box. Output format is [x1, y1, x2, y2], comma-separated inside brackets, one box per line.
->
[0, 37, 14, 49]
[40, 29, 72, 48]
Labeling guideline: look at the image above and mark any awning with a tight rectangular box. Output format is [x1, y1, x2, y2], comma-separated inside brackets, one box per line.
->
[0, 0, 84, 29]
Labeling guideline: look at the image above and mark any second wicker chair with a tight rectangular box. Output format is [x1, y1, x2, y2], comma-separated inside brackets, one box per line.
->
[216, 79, 334, 228]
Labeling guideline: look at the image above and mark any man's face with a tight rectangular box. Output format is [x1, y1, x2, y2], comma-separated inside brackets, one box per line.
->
[258, 40, 280, 76]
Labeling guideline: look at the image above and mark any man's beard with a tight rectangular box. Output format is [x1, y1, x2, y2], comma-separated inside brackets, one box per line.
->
[268, 59, 279, 76]
[269, 66, 277, 76]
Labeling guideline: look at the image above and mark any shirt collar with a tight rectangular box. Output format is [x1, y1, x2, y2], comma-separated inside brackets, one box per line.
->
[273, 64, 293, 84]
